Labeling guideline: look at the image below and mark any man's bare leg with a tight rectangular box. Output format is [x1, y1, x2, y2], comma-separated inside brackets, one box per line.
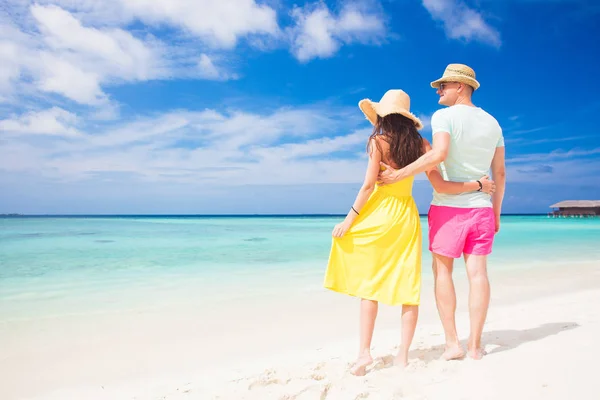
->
[464, 253, 490, 360]
[394, 304, 419, 368]
[432, 253, 464, 360]
[350, 299, 378, 375]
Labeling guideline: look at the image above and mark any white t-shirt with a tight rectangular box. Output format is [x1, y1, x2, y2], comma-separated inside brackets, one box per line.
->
[431, 104, 504, 208]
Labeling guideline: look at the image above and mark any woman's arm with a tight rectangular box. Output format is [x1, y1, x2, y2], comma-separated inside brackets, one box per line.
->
[332, 138, 382, 237]
[421, 139, 495, 194]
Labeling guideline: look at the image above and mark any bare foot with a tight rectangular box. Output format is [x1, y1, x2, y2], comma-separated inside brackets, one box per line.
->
[441, 345, 465, 361]
[393, 353, 408, 369]
[349, 355, 373, 376]
[467, 347, 486, 360]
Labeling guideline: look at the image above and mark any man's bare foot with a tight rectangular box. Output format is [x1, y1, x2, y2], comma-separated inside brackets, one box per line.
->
[467, 347, 486, 360]
[349, 355, 373, 376]
[441, 345, 465, 361]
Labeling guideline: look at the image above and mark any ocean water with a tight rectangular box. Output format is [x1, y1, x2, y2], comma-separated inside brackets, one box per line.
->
[1, 215, 599, 320]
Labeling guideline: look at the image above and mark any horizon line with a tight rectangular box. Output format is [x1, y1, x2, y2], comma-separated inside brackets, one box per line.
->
[1, 213, 550, 217]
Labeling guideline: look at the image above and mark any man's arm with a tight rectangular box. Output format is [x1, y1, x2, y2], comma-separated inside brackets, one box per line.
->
[491, 146, 506, 233]
[427, 169, 495, 194]
[420, 138, 495, 194]
[379, 132, 450, 184]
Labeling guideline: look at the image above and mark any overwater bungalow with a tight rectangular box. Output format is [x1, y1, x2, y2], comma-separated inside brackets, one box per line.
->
[549, 200, 600, 218]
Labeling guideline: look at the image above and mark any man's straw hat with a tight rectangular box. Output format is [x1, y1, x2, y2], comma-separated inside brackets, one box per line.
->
[358, 89, 422, 129]
[430, 63, 480, 90]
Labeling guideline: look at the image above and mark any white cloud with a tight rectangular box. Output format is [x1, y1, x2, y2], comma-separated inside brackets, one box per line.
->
[0, 2, 255, 106]
[417, 114, 433, 131]
[27, 4, 169, 104]
[504, 147, 600, 185]
[197, 54, 238, 81]
[507, 147, 600, 164]
[0, 4, 167, 106]
[31, 4, 160, 81]
[422, 0, 501, 47]
[0, 107, 79, 136]
[0, 104, 367, 185]
[0, 41, 21, 93]
[119, 0, 280, 49]
[507, 158, 600, 185]
[34, 0, 280, 49]
[291, 2, 387, 62]
[506, 135, 591, 145]
[250, 129, 369, 160]
[36, 53, 107, 105]
[0, 1, 391, 107]
[0, 18, 37, 98]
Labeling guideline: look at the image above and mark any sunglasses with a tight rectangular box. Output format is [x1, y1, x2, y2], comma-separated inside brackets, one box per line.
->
[439, 82, 460, 91]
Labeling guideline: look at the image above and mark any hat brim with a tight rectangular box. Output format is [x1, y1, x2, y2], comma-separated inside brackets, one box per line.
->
[431, 76, 480, 90]
[358, 99, 423, 130]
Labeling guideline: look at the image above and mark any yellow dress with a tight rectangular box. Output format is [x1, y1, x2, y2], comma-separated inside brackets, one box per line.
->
[324, 176, 421, 306]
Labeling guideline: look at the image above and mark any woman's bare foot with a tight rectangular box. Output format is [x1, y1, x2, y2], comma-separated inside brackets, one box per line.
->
[467, 347, 486, 360]
[441, 345, 465, 361]
[349, 354, 373, 376]
[393, 353, 408, 369]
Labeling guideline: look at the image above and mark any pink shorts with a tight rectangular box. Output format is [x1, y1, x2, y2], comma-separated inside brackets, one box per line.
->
[428, 205, 495, 258]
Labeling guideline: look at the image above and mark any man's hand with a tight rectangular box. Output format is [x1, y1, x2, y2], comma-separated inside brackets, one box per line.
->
[377, 162, 404, 185]
[494, 215, 501, 234]
[479, 175, 496, 194]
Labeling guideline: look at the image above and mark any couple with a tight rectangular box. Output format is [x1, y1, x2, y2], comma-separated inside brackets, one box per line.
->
[323, 64, 506, 375]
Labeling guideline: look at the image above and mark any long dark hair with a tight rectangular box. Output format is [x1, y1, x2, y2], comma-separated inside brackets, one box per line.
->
[368, 113, 423, 168]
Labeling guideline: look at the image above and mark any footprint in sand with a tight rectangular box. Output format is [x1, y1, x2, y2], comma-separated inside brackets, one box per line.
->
[310, 373, 326, 381]
[248, 369, 289, 390]
[313, 362, 326, 371]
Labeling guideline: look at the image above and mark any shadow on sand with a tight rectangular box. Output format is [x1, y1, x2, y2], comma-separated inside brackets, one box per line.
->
[379, 322, 580, 367]
[481, 321, 579, 355]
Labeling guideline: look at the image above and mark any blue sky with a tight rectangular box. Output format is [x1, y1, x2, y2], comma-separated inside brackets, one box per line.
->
[0, 0, 599, 214]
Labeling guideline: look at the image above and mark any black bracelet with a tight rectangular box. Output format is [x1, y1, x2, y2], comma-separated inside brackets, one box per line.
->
[476, 180, 482, 191]
[351, 206, 360, 215]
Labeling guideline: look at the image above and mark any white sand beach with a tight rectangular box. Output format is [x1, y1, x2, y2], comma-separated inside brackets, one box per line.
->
[2, 261, 599, 400]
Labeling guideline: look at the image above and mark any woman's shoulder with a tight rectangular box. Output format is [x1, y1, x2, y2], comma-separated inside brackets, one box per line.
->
[372, 134, 390, 149]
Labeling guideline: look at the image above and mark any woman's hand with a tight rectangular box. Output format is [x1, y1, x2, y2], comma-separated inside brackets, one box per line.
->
[332, 220, 352, 238]
[479, 175, 496, 194]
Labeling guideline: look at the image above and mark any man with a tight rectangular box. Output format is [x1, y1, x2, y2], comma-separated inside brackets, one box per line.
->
[379, 63, 506, 360]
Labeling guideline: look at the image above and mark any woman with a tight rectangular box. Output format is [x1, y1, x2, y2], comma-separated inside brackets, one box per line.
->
[323, 89, 493, 375]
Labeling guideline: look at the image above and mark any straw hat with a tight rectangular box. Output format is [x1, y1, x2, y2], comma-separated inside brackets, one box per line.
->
[358, 89, 423, 129]
[430, 63, 480, 90]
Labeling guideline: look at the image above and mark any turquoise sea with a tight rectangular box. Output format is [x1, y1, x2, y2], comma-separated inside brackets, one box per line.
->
[1, 215, 599, 321]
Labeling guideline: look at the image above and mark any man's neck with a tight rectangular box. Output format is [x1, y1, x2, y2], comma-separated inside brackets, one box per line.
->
[452, 96, 475, 107]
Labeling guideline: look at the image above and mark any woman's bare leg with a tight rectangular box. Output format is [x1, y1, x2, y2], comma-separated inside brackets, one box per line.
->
[350, 299, 378, 376]
[394, 304, 419, 368]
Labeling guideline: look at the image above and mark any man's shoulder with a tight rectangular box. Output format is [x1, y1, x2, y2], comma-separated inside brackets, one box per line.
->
[430, 108, 452, 128]
[431, 107, 451, 119]
[476, 106, 500, 122]
[432, 105, 470, 120]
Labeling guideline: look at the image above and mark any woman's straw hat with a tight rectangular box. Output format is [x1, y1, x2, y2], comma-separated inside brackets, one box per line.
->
[430, 63, 480, 90]
[358, 89, 423, 129]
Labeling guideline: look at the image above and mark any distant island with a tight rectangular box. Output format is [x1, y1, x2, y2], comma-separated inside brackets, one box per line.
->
[0, 214, 24, 216]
